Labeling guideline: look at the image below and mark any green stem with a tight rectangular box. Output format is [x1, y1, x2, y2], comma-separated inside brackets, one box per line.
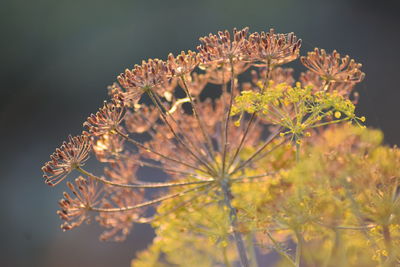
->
[222, 58, 236, 174]
[382, 225, 394, 266]
[228, 113, 256, 170]
[230, 127, 283, 175]
[265, 230, 295, 266]
[246, 233, 259, 267]
[221, 179, 249, 267]
[294, 231, 303, 267]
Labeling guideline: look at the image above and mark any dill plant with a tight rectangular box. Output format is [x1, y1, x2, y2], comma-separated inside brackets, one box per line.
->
[41, 27, 400, 266]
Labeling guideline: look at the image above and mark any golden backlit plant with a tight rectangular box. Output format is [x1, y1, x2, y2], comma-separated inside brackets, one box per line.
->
[42, 27, 399, 266]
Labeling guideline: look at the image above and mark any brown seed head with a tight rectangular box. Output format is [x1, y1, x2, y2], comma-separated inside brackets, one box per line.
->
[116, 58, 168, 102]
[167, 50, 199, 77]
[247, 28, 301, 66]
[300, 48, 365, 83]
[197, 27, 249, 65]
[84, 101, 125, 137]
[58, 177, 102, 231]
[42, 135, 91, 186]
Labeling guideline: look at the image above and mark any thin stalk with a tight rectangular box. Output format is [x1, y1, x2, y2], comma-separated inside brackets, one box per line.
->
[147, 90, 217, 175]
[115, 128, 210, 175]
[141, 106, 211, 162]
[309, 117, 350, 128]
[294, 231, 303, 267]
[229, 127, 283, 175]
[133, 185, 215, 224]
[382, 224, 394, 266]
[227, 65, 273, 171]
[295, 142, 300, 162]
[219, 68, 228, 156]
[221, 178, 249, 267]
[222, 58, 236, 174]
[150, 89, 211, 161]
[89, 184, 209, 212]
[76, 166, 214, 189]
[228, 113, 256, 169]
[261, 59, 272, 93]
[180, 75, 216, 161]
[249, 138, 287, 165]
[246, 234, 259, 267]
[265, 230, 296, 266]
[131, 158, 204, 178]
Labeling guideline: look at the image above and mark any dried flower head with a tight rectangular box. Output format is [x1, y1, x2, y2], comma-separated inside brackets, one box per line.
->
[42, 135, 91, 186]
[301, 48, 365, 84]
[116, 58, 168, 102]
[167, 50, 199, 77]
[57, 177, 101, 231]
[197, 27, 249, 65]
[84, 102, 125, 136]
[300, 70, 357, 97]
[247, 28, 301, 66]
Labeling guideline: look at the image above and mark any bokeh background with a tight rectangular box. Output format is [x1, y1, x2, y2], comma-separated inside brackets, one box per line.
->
[1, 0, 399, 266]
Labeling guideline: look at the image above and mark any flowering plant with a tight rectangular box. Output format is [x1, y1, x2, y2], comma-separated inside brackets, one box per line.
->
[42, 27, 400, 266]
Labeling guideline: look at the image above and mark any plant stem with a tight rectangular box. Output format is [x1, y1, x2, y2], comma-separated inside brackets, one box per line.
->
[228, 113, 256, 169]
[222, 58, 236, 174]
[88, 184, 209, 213]
[246, 233, 259, 267]
[382, 224, 394, 266]
[295, 142, 300, 162]
[115, 128, 210, 175]
[180, 75, 216, 161]
[221, 178, 250, 267]
[147, 90, 217, 175]
[294, 231, 303, 267]
[230, 127, 283, 175]
[76, 166, 214, 189]
[265, 230, 296, 266]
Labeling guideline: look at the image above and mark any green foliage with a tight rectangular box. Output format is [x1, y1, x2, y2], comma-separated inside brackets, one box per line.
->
[133, 187, 237, 267]
[231, 82, 365, 143]
[133, 125, 400, 266]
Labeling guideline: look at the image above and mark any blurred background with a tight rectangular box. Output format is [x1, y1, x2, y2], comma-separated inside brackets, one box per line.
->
[1, 0, 399, 266]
